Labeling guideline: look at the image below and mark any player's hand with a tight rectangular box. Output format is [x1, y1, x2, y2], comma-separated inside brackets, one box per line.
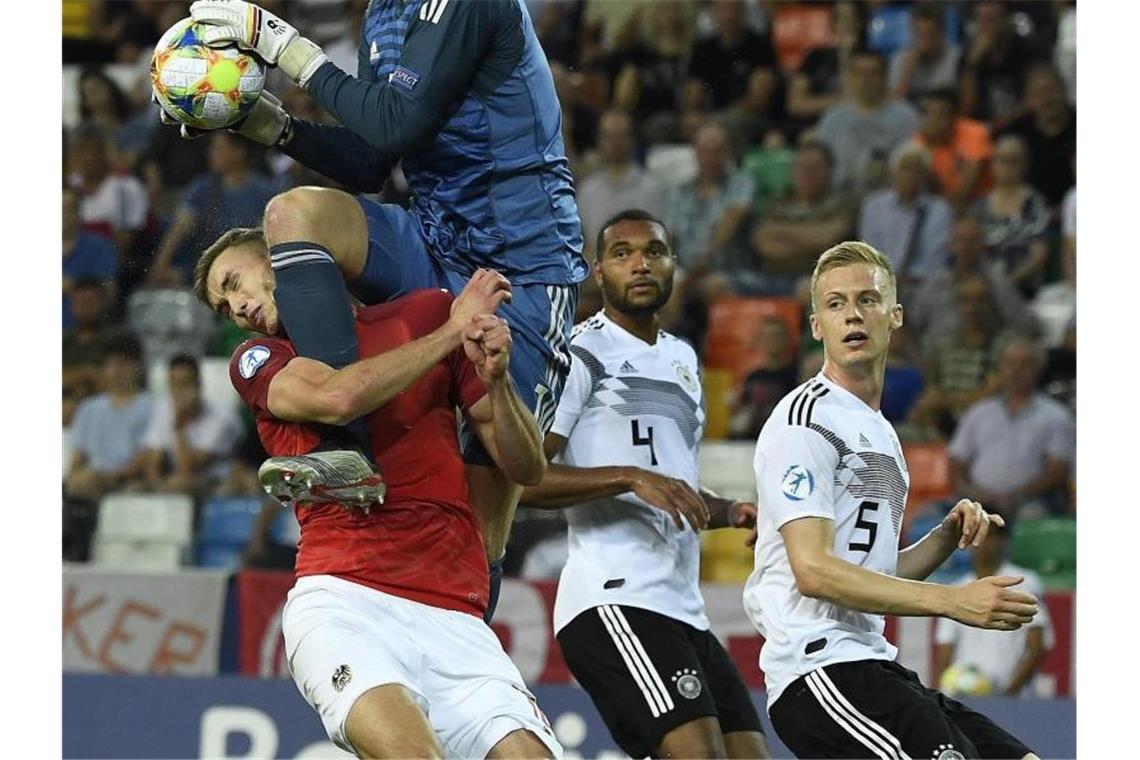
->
[730, 501, 759, 548]
[154, 90, 290, 146]
[450, 269, 513, 332]
[628, 469, 709, 531]
[462, 315, 512, 384]
[941, 498, 1005, 550]
[947, 575, 1038, 631]
[189, 0, 328, 86]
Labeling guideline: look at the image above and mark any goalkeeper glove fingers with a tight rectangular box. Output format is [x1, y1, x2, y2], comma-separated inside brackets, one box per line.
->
[189, 1, 328, 87]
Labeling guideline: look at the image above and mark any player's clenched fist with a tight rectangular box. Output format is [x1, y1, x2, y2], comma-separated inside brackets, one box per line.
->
[190, 0, 328, 86]
[947, 575, 1038, 631]
[462, 315, 512, 383]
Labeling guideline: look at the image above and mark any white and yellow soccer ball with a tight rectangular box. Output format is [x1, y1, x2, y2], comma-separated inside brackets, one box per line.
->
[151, 17, 265, 130]
[939, 664, 994, 698]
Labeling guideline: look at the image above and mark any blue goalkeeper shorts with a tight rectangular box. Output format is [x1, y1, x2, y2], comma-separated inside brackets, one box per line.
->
[350, 196, 576, 464]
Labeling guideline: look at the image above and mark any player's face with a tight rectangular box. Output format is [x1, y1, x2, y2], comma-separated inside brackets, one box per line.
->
[810, 263, 902, 370]
[206, 244, 280, 335]
[596, 220, 675, 316]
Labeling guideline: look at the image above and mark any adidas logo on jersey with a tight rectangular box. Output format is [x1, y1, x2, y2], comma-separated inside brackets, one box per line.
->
[859, 433, 872, 448]
[619, 360, 639, 374]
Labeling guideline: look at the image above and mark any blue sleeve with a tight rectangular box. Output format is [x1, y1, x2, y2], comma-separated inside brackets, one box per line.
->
[296, 0, 515, 170]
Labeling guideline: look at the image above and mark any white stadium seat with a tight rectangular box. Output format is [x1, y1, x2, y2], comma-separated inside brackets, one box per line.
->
[698, 441, 757, 503]
[91, 493, 195, 571]
[646, 144, 698, 187]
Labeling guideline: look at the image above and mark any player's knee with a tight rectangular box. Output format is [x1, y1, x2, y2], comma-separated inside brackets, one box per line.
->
[264, 186, 344, 243]
[657, 717, 727, 759]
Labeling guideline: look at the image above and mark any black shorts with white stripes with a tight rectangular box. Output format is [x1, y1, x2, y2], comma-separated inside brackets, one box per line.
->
[769, 659, 1033, 759]
[557, 604, 763, 758]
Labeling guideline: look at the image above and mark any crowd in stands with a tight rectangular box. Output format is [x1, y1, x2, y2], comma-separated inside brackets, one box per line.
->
[62, 0, 1077, 581]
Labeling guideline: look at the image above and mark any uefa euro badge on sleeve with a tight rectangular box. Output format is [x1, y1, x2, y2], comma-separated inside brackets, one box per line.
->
[781, 465, 814, 501]
[239, 345, 271, 379]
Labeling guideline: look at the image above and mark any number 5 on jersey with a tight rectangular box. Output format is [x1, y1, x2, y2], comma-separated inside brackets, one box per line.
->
[848, 500, 879, 552]
[631, 420, 658, 466]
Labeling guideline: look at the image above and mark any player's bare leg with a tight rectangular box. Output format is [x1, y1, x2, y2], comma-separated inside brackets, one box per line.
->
[344, 684, 444, 759]
[486, 728, 556, 759]
[466, 464, 523, 562]
[655, 716, 727, 759]
[256, 186, 380, 506]
[723, 730, 772, 759]
[263, 186, 370, 280]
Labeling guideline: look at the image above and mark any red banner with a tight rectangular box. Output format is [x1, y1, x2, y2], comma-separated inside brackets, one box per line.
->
[235, 572, 1075, 694]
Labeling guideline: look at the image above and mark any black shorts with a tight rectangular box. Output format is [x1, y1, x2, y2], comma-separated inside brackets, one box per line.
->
[769, 659, 1033, 759]
[557, 604, 763, 759]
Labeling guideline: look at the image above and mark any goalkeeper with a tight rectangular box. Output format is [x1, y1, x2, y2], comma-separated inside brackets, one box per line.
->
[169, 0, 588, 619]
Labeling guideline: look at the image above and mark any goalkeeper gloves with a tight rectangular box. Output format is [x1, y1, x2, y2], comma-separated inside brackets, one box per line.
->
[155, 90, 292, 147]
[188, 0, 328, 87]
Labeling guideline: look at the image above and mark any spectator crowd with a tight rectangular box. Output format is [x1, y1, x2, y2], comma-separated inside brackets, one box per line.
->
[62, 0, 1076, 578]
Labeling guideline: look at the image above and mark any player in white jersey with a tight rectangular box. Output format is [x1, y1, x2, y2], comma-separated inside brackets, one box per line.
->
[746, 241, 1041, 760]
[522, 210, 770, 759]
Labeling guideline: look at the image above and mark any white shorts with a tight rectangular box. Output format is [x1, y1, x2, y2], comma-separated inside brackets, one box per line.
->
[282, 574, 562, 758]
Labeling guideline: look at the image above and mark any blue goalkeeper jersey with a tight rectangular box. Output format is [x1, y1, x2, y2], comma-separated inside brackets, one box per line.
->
[283, 0, 587, 287]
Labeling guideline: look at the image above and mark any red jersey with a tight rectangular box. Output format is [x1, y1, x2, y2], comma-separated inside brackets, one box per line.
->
[229, 290, 490, 617]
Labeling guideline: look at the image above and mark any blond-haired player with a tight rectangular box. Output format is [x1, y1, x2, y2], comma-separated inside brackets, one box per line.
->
[745, 242, 1042, 759]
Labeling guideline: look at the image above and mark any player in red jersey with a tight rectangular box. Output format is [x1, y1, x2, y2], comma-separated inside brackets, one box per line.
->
[209, 231, 559, 758]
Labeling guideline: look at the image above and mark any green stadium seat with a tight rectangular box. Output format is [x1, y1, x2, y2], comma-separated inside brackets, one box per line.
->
[1009, 517, 1076, 590]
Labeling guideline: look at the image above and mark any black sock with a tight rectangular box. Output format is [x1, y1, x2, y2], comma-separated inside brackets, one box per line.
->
[270, 241, 373, 458]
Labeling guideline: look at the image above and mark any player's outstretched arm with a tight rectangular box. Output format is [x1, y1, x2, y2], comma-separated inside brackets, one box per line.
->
[520, 436, 710, 531]
[897, 499, 1004, 581]
[781, 517, 1039, 630]
[266, 273, 512, 424]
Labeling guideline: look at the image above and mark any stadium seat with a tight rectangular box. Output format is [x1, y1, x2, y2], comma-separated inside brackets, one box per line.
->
[703, 297, 802, 383]
[91, 493, 195, 571]
[741, 147, 795, 209]
[698, 441, 757, 503]
[867, 6, 911, 56]
[771, 4, 834, 72]
[1010, 518, 1076, 590]
[700, 528, 754, 583]
[702, 368, 734, 441]
[902, 442, 953, 508]
[646, 144, 697, 187]
[127, 288, 217, 366]
[196, 497, 264, 569]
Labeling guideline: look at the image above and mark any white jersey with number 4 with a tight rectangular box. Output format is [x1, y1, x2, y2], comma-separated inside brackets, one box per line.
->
[744, 372, 911, 707]
[551, 311, 708, 633]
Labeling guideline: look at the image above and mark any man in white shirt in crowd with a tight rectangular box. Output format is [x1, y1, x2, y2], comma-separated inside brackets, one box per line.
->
[746, 240, 1041, 759]
[935, 524, 1054, 698]
[141, 354, 241, 495]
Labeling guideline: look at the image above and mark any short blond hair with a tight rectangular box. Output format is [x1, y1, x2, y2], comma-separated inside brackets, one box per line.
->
[192, 227, 267, 306]
[810, 241, 897, 311]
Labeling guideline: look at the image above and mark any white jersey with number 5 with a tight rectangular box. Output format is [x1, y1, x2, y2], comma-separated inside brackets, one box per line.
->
[744, 372, 911, 707]
[551, 311, 708, 633]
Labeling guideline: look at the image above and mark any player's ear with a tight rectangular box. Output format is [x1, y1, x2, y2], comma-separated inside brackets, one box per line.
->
[890, 303, 904, 331]
[809, 312, 822, 341]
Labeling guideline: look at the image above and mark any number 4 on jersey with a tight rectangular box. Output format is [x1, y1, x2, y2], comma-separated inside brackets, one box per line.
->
[631, 420, 658, 466]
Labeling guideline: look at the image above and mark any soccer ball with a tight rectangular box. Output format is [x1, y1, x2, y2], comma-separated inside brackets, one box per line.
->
[939, 664, 993, 697]
[151, 17, 265, 130]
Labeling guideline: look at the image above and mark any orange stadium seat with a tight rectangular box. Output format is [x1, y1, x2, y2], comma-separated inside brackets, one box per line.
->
[703, 297, 803, 383]
[702, 368, 734, 440]
[771, 4, 834, 72]
[902, 442, 953, 514]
